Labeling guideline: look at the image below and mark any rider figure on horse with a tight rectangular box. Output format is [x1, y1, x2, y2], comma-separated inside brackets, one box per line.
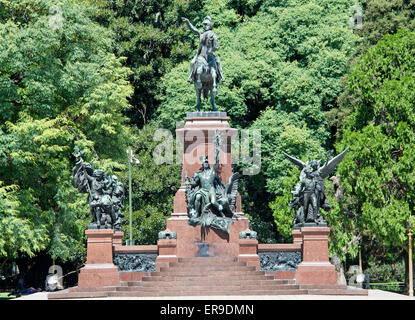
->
[182, 16, 225, 89]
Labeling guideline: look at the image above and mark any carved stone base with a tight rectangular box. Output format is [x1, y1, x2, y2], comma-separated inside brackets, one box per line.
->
[159, 112, 259, 268]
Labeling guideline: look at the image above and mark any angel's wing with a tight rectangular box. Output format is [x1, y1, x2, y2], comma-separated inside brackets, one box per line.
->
[319, 148, 348, 179]
[283, 152, 306, 170]
[225, 172, 240, 211]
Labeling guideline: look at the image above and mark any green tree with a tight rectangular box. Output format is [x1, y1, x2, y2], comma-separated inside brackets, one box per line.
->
[328, 0, 415, 141]
[0, 181, 49, 259]
[336, 30, 415, 263]
[355, 0, 415, 52]
[0, 0, 133, 262]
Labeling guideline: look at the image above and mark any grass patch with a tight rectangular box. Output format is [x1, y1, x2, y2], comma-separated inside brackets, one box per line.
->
[0, 292, 17, 300]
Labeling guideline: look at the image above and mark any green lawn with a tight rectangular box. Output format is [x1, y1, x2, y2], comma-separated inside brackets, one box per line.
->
[0, 292, 17, 300]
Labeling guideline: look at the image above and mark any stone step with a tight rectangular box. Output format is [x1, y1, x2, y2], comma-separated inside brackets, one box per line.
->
[68, 286, 117, 293]
[160, 264, 256, 271]
[169, 261, 245, 267]
[49, 287, 367, 299]
[122, 279, 295, 287]
[107, 289, 309, 297]
[150, 270, 265, 277]
[143, 274, 273, 282]
[177, 257, 238, 263]
[298, 284, 348, 290]
[115, 283, 301, 292]
[158, 265, 257, 272]
[168, 261, 248, 268]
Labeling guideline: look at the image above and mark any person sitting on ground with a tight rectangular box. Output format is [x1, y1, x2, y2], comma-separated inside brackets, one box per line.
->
[8, 276, 25, 297]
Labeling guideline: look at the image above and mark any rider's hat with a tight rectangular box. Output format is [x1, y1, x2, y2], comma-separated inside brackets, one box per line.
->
[202, 16, 212, 27]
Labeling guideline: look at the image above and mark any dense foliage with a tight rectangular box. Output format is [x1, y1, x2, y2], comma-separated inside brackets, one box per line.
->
[0, 0, 133, 261]
[336, 30, 415, 256]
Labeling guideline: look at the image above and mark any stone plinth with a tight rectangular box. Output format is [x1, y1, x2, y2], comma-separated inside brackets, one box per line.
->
[78, 229, 120, 288]
[295, 227, 337, 285]
[238, 238, 260, 270]
[84, 229, 114, 264]
[155, 239, 178, 271]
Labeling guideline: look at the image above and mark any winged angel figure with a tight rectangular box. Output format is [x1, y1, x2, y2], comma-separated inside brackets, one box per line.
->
[184, 131, 239, 233]
[283, 149, 348, 227]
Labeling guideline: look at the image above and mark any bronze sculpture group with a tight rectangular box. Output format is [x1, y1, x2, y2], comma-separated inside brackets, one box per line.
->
[72, 147, 125, 231]
[184, 131, 239, 233]
[283, 149, 348, 228]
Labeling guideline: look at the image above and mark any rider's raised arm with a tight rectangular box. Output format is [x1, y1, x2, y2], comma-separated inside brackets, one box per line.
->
[182, 17, 201, 35]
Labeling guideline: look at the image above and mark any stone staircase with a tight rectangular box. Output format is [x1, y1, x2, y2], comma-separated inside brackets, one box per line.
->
[48, 256, 367, 299]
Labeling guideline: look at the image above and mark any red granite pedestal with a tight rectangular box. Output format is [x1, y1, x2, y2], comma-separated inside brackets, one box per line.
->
[78, 229, 121, 288]
[295, 227, 338, 285]
[157, 112, 260, 270]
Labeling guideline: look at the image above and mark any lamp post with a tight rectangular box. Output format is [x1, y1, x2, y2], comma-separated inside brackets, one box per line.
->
[126, 148, 139, 246]
[408, 222, 413, 297]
